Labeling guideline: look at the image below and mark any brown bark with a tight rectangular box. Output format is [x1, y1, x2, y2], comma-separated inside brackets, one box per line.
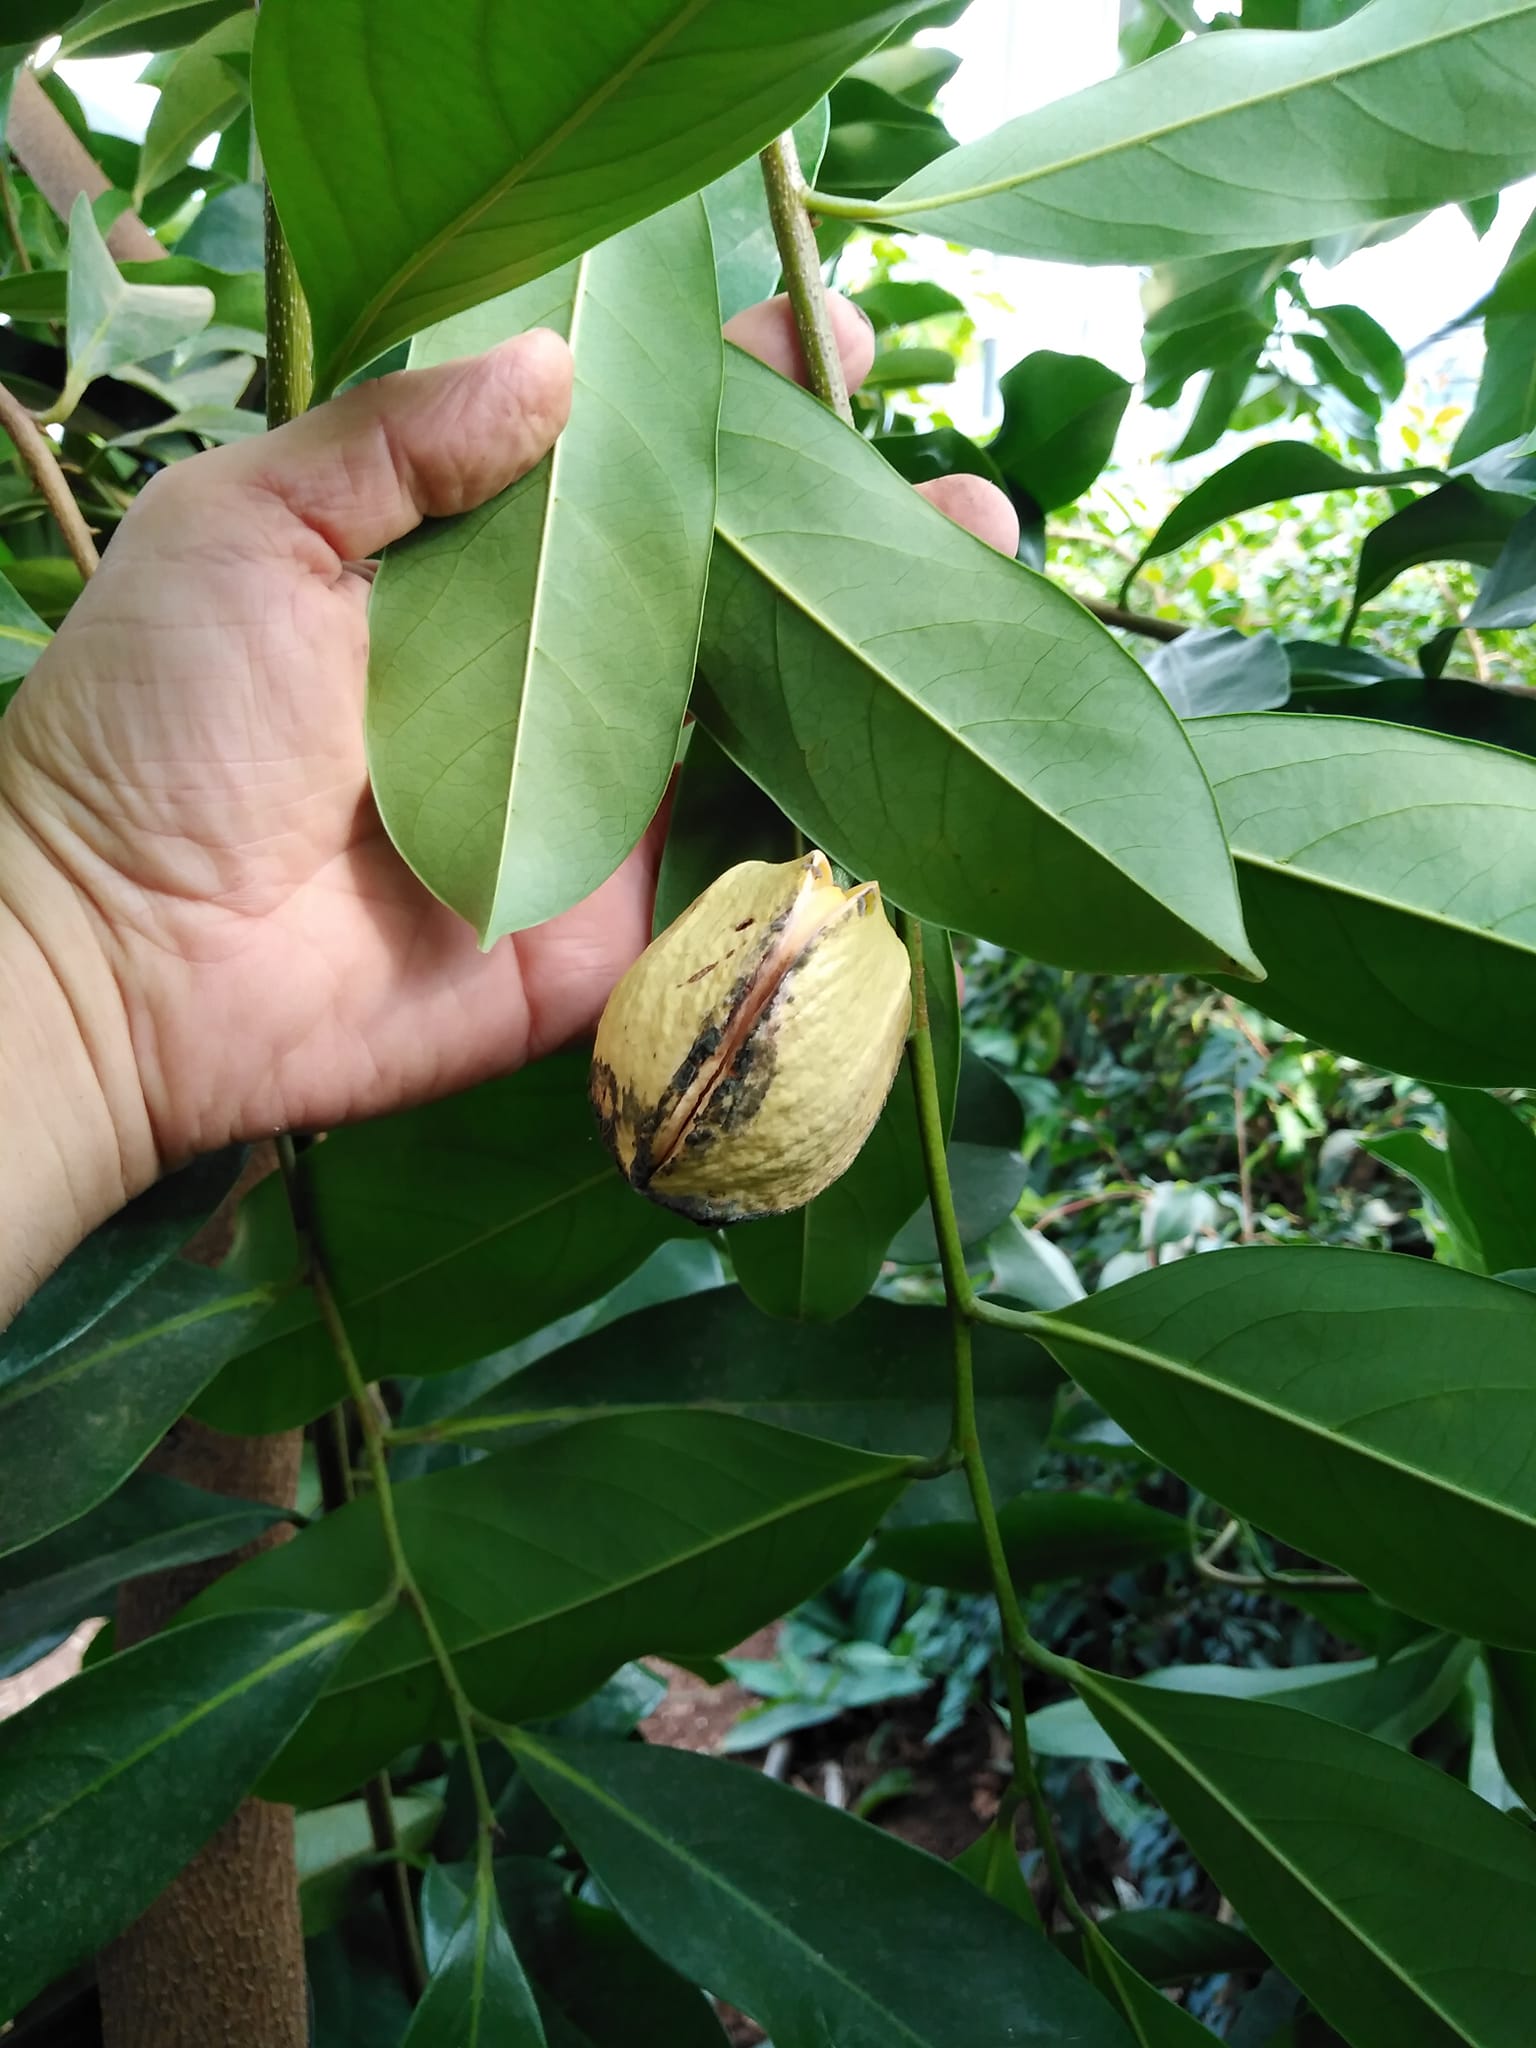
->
[96, 1420, 308, 2048]
[7, 70, 165, 265]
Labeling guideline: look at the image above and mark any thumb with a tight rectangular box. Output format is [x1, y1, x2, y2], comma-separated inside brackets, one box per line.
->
[157, 330, 573, 565]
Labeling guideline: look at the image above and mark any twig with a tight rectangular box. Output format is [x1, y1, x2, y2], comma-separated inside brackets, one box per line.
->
[0, 376, 98, 578]
[1084, 598, 1187, 642]
[0, 156, 31, 272]
[1233, 1085, 1255, 1244]
[7, 69, 164, 264]
[758, 131, 852, 424]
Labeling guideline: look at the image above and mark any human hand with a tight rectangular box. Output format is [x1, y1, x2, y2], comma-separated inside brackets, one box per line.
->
[0, 294, 1018, 1282]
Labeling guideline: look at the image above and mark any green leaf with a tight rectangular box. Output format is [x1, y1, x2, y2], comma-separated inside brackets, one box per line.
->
[988, 350, 1131, 511]
[0, 255, 264, 332]
[407, 1292, 1058, 1533]
[195, 1054, 683, 1434]
[888, 1051, 1027, 1262]
[405, 1866, 545, 2047]
[860, 344, 957, 389]
[1455, 204, 1536, 466]
[651, 725, 798, 936]
[952, 1819, 1041, 1927]
[871, 1490, 1187, 1593]
[0, 1262, 281, 1560]
[57, 0, 242, 58]
[846, 41, 960, 107]
[1466, 504, 1536, 628]
[48, 194, 214, 424]
[254, 0, 914, 390]
[1311, 303, 1404, 401]
[1193, 713, 1536, 1084]
[1086, 1910, 1269, 1990]
[202, 1411, 911, 1803]
[851, 278, 965, 329]
[1126, 443, 1439, 589]
[1069, 1670, 1536, 2048]
[1083, 1921, 1218, 2046]
[175, 180, 265, 272]
[0, 1145, 245, 1387]
[1441, 1089, 1536, 1275]
[1347, 481, 1514, 636]
[984, 1216, 1084, 1312]
[731, 923, 958, 1322]
[0, 1473, 291, 1657]
[698, 350, 1256, 976]
[134, 12, 252, 206]
[1031, 1244, 1536, 1648]
[1358, 1128, 1483, 1270]
[297, 1791, 443, 1937]
[820, 75, 955, 200]
[509, 1733, 1135, 2047]
[703, 104, 829, 325]
[1145, 628, 1290, 718]
[1028, 1634, 1474, 1763]
[0, 1607, 368, 2020]
[0, 570, 50, 687]
[874, 424, 1005, 490]
[1484, 1648, 1536, 1810]
[866, 3, 1536, 266]
[366, 198, 720, 942]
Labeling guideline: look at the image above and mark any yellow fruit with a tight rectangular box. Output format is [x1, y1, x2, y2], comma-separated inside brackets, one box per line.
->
[590, 850, 912, 1223]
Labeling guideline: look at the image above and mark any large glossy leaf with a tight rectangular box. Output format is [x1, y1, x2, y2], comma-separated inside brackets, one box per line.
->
[1029, 1634, 1473, 1763]
[1032, 1244, 1536, 1647]
[202, 1411, 911, 1803]
[510, 1734, 1134, 2047]
[0, 1263, 281, 1559]
[1192, 713, 1536, 1085]
[864, 3, 1536, 266]
[871, 1490, 1187, 1592]
[0, 1145, 245, 1388]
[253, 0, 913, 390]
[0, 1473, 290, 1657]
[697, 350, 1256, 975]
[989, 350, 1132, 512]
[1071, 1669, 1536, 2048]
[195, 1055, 683, 1433]
[0, 1608, 367, 2020]
[367, 198, 720, 942]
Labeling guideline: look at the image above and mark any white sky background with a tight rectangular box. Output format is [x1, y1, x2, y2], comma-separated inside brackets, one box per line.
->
[54, 4, 1530, 457]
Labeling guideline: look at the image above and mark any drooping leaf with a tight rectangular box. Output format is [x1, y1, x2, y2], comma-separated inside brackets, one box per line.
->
[403, 1292, 1059, 1534]
[1311, 302, 1404, 401]
[0, 571, 51, 688]
[1193, 712, 1536, 1083]
[1466, 504, 1536, 628]
[254, 0, 914, 389]
[988, 350, 1131, 511]
[0, 1473, 291, 1657]
[1031, 1244, 1536, 1647]
[1346, 481, 1514, 637]
[0, 1145, 245, 1388]
[1029, 1634, 1474, 1763]
[0, 1262, 282, 1559]
[404, 1865, 545, 2047]
[1358, 1128, 1483, 1270]
[195, 1055, 684, 1434]
[1083, 1921, 1218, 2046]
[134, 11, 252, 206]
[201, 1411, 912, 1803]
[866, 3, 1536, 266]
[0, 1608, 368, 2020]
[703, 104, 829, 325]
[952, 1819, 1041, 1927]
[56, 0, 242, 58]
[1145, 628, 1290, 718]
[509, 1734, 1134, 2047]
[47, 194, 214, 423]
[820, 73, 955, 200]
[367, 198, 720, 942]
[1440, 1089, 1536, 1276]
[1455, 203, 1536, 466]
[1070, 1671, 1536, 2048]
[696, 348, 1258, 975]
[871, 1490, 1187, 1593]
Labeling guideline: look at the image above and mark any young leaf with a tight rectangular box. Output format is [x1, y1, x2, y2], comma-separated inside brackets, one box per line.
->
[404, 1865, 545, 2048]
[988, 350, 1132, 511]
[1069, 1672, 1536, 2048]
[1083, 1922, 1218, 2045]
[699, 352, 1256, 976]
[871, 1490, 1187, 1592]
[134, 11, 252, 206]
[199, 1411, 912, 1804]
[194, 1054, 684, 1434]
[508, 1733, 1135, 2047]
[1193, 714, 1536, 1084]
[47, 194, 213, 424]
[865, 3, 1536, 267]
[952, 1819, 1041, 1927]
[253, 0, 915, 390]
[0, 1608, 369, 2020]
[1032, 1244, 1536, 1647]
[0, 1472, 291, 1657]
[367, 198, 721, 942]
[0, 1263, 281, 1559]
[0, 571, 50, 687]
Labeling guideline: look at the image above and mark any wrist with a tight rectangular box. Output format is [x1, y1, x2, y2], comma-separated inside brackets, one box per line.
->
[0, 795, 158, 1319]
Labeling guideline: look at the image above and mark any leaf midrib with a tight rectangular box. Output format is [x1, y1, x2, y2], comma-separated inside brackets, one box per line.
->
[1231, 843, 1536, 962]
[878, 2, 1535, 218]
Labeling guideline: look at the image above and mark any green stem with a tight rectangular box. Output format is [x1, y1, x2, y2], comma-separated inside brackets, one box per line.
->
[263, 184, 313, 429]
[759, 131, 853, 424]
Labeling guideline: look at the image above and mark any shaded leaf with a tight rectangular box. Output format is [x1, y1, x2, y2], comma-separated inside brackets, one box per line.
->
[1484, 1648, 1536, 1810]
[1441, 1088, 1536, 1276]
[1455, 203, 1536, 466]
[57, 0, 242, 58]
[134, 11, 252, 205]
[1084, 1921, 1218, 2045]
[1347, 482, 1514, 636]
[367, 198, 720, 941]
[860, 343, 957, 389]
[872, 1490, 1187, 1593]
[0, 572, 50, 688]
[1467, 504, 1536, 628]
[510, 1734, 1134, 2047]
[888, 1051, 1027, 1261]
[1145, 628, 1290, 718]
[0, 1608, 367, 2020]
[851, 278, 965, 329]
[404, 1866, 545, 2047]
[989, 350, 1131, 511]
[697, 348, 1257, 975]
[1033, 1244, 1536, 1647]
[1086, 1910, 1269, 1990]
[49, 194, 213, 423]
[297, 1792, 443, 1938]
[952, 1819, 1041, 1927]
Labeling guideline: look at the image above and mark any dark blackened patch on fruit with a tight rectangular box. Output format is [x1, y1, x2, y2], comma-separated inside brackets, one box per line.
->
[734, 917, 755, 931]
[686, 1008, 779, 1143]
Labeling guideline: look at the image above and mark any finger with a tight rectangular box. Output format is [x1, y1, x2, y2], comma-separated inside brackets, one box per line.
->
[162, 331, 573, 564]
[724, 292, 875, 398]
[917, 473, 1021, 559]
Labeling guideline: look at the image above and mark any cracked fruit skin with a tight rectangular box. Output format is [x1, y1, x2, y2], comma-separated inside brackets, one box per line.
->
[590, 850, 913, 1224]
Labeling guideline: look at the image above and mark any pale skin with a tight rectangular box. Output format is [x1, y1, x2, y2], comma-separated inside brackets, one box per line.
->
[0, 296, 1019, 1322]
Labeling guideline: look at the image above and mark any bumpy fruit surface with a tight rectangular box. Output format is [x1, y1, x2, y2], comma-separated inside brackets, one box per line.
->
[590, 851, 912, 1223]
